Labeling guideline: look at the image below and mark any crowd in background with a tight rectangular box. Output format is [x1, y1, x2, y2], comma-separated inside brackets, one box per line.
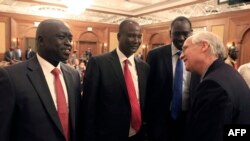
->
[0, 17, 250, 141]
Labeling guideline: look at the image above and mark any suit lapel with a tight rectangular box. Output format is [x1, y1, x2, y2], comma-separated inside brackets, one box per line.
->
[135, 58, 146, 111]
[26, 57, 65, 136]
[164, 45, 173, 78]
[109, 50, 128, 96]
[61, 64, 76, 132]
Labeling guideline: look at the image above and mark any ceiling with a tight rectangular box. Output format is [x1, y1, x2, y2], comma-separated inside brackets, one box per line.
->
[0, 0, 250, 25]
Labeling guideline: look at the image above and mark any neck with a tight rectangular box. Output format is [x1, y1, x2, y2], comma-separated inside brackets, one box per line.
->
[199, 56, 217, 76]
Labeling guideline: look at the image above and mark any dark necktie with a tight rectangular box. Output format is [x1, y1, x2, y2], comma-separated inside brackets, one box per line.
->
[171, 51, 183, 120]
[124, 59, 141, 132]
[52, 68, 69, 141]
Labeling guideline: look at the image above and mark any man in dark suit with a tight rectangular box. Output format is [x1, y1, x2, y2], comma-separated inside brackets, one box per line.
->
[4, 46, 18, 64]
[181, 31, 250, 141]
[25, 46, 36, 60]
[0, 19, 82, 141]
[15, 46, 22, 61]
[82, 19, 149, 141]
[146, 16, 200, 141]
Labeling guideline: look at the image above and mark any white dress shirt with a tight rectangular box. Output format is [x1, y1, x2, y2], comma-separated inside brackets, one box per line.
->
[37, 54, 69, 110]
[116, 47, 139, 137]
[171, 44, 191, 111]
[238, 62, 250, 89]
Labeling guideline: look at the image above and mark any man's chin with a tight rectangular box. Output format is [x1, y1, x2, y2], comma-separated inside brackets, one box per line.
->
[131, 47, 139, 52]
[59, 56, 69, 63]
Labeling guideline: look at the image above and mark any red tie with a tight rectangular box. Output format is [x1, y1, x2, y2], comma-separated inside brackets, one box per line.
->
[123, 60, 141, 132]
[52, 68, 69, 141]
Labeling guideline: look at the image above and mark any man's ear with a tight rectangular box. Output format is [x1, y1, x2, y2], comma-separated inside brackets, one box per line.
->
[117, 33, 120, 41]
[201, 41, 209, 52]
[37, 36, 44, 47]
[169, 30, 172, 38]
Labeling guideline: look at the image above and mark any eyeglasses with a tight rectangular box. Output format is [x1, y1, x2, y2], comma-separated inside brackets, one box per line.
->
[172, 31, 192, 37]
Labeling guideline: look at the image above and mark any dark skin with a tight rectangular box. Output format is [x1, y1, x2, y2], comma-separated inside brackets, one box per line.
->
[228, 47, 238, 61]
[36, 19, 73, 67]
[170, 20, 192, 50]
[117, 20, 142, 58]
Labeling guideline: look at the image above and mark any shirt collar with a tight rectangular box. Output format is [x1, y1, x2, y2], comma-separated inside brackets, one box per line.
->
[116, 47, 135, 66]
[171, 43, 181, 56]
[37, 53, 62, 73]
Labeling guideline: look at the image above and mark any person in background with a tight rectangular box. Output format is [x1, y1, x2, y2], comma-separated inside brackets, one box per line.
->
[4, 46, 18, 64]
[137, 52, 144, 60]
[78, 60, 86, 83]
[15, 46, 22, 60]
[238, 62, 250, 88]
[82, 19, 149, 141]
[70, 50, 78, 65]
[224, 42, 238, 69]
[85, 48, 92, 61]
[146, 16, 200, 141]
[25, 46, 36, 60]
[0, 19, 82, 141]
[181, 31, 250, 141]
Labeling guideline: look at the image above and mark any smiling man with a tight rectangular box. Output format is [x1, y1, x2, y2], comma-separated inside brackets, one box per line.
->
[146, 16, 200, 141]
[181, 31, 250, 141]
[0, 19, 82, 141]
[82, 19, 149, 141]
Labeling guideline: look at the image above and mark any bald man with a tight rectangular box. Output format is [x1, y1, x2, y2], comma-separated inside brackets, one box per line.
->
[82, 19, 149, 141]
[0, 19, 82, 141]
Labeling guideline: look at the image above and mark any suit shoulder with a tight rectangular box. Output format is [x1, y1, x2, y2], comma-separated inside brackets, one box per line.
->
[61, 63, 78, 73]
[4, 61, 27, 72]
[147, 45, 171, 60]
[135, 57, 149, 67]
[148, 44, 170, 54]
[204, 63, 249, 94]
[91, 52, 111, 61]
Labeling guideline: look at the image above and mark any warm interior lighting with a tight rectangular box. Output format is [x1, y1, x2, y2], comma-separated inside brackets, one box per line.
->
[87, 27, 93, 31]
[63, 0, 93, 15]
[38, 6, 65, 18]
[227, 42, 232, 47]
[11, 38, 17, 47]
[141, 44, 146, 49]
[12, 38, 17, 43]
[34, 22, 40, 27]
[103, 43, 108, 47]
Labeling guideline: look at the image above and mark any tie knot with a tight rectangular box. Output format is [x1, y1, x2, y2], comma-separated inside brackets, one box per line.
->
[176, 51, 182, 56]
[52, 68, 60, 76]
[124, 59, 129, 65]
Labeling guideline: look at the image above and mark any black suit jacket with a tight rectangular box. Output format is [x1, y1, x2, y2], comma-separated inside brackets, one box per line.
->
[4, 50, 18, 62]
[186, 59, 250, 141]
[82, 50, 149, 141]
[0, 56, 82, 141]
[25, 50, 36, 60]
[146, 45, 200, 141]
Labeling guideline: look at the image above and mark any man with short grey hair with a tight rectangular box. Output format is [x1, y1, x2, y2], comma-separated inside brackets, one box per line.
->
[181, 31, 250, 141]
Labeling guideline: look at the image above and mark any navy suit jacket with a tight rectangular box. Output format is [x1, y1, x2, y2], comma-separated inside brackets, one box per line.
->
[146, 44, 200, 141]
[0, 56, 82, 141]
[186, 59, 250, 141]
[82, 50, 149, 141]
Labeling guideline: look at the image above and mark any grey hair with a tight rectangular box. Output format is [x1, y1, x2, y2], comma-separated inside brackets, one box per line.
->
[191, 31, 226, 59]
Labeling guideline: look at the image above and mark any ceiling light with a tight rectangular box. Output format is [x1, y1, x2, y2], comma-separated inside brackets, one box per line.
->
[87, 27, 93, 31]
[34, 22, 40, 27]
[63, 0, 93, 15]
[38, 6, 66, 18]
